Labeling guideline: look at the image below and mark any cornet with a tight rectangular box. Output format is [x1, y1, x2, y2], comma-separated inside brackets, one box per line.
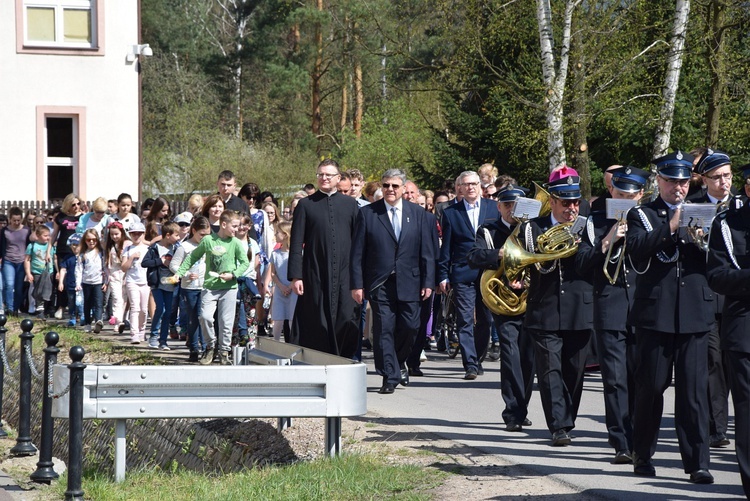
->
[603, 216, 627, 285]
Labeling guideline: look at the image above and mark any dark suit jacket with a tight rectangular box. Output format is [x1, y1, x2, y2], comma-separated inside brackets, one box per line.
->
[437, 198, 499, 284]
[350, 199, 436, 302]
[575, 211, 635, 331]
[520, 215, 593, 331]
[626, 197, 716, 334]
[707, 203, 750, 353]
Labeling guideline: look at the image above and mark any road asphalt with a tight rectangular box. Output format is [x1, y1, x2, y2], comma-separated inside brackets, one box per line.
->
[363, 348, 746, 500]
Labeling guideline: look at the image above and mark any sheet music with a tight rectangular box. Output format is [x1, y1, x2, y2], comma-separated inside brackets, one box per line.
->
[605, 198, 636, 220]
[512, 197, 542, 220]
[569, 215, 587, 237]
[679, 203, 717, 230]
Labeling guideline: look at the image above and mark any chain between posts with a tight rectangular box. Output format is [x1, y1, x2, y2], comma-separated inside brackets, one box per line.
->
[25, 347, 43, 380]
[48, 359, 71, 400]
[0, 338, 18, 381]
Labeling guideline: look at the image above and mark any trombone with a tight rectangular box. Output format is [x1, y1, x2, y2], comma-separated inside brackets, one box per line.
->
[603, 214, 627, 285]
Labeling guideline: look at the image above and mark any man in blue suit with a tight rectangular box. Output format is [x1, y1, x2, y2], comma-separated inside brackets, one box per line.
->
[350, 169, 437, 394]
[438, 170, 500, 379]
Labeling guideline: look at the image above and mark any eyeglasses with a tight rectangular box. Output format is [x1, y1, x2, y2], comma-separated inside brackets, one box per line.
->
[86, 238, 97, 242]
[382, 183, 402, 189]
[461, 182, 480, 187]
[705, 172, 732, 181]
[317, 172, 339, 179]
[557, 199, 581, 207]
[34, 220, 44, 224]
[659, 176, 690, 186]
[177, 222, 190, 227]
[71, 202, 80, 207]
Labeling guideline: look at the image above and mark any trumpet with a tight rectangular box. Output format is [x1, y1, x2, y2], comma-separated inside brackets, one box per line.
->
[603, 216, 627, 285]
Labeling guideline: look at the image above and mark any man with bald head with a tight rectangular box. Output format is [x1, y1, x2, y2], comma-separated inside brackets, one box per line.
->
[403, 181, 420, 203]
[590, 165, 622, 212]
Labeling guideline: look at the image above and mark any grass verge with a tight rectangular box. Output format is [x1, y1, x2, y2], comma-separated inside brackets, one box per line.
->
[46, 454, 441, 501]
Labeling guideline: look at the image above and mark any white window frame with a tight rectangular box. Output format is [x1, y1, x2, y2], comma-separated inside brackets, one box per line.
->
[23, 0, 97, 49]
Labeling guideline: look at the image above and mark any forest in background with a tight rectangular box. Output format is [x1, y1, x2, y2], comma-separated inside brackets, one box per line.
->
[140, 0, 750, 199]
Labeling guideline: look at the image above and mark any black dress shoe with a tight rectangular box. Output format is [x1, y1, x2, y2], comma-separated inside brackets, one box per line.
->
[688, 469, 714, 484]
[551, 429, 571, 446]
[710, 433, 730, 448]
[408, 367, 424, 377]
[400, 368, 409, 386]
[464, 369, 478, 380]
[477, 365, 485, 376]
[522, 418, 532, 426]
[378, 383, 396, 394]
[633, 457, 656, 477]
[505, 422, 523, 432]
[613, 450, 633, 464]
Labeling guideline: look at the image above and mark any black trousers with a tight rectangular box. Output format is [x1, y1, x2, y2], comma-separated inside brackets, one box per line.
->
[370, 275, 420, 385]
[528, 328, 591, 433]
[632, 328, 709, 473]
[494, 313, 534, 425]
[406, 294, 433, 370]
[707, 318, 730, 436]
[597, 327, 636, 452]
[726, 350, 750, 498]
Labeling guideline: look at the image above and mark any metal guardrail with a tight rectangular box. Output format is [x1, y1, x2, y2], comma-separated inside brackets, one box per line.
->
[52, 338, 367, 482]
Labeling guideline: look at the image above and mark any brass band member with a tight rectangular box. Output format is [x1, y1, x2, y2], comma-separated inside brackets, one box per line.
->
[689, 149, 735, 450]
[707, 189, 750, 497]
[626, 151, 716, 484]
[575, 166, 648, 464]
[467, 185, 535, 432]
[520, 167, 593, 446]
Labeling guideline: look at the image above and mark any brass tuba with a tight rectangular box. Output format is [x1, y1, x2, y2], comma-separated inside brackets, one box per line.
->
[480, 183, 578, 316]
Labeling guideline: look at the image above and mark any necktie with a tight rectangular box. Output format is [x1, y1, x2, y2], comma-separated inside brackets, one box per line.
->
[391, 207, 400, 240]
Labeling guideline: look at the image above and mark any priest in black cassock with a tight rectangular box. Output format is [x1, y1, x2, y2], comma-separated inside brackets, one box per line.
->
[288, 159, 361, 359]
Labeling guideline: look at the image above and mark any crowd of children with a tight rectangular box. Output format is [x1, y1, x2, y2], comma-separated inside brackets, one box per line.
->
[0, 177, 294, 365]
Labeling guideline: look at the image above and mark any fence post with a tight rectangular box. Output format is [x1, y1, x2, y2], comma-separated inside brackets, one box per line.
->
[10, 319, 37, 456]
[30, 331, 60, 483]
[0, 314, 7, 438]
[65, 346, 86, 501]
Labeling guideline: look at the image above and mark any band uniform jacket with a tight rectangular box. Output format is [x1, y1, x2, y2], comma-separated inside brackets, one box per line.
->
[437, 198, 499, 285]
[466, 219, 523, 319]
[519, 215, 593, 332]
[625, 197, 716, 334]
[706, 202, 750, 353]
[350, 199, 437, 301]
[575, 211, 636, 332]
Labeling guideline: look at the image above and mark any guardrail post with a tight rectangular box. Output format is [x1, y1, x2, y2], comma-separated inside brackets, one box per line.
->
[30, 332, 60, 483]
[65, 346, 86, 501]
[0, 314, 8, 437]
[10, 318, 37, 456]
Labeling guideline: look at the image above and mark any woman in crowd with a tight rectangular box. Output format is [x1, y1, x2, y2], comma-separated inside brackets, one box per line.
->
[200, 194, 225, 234]
[48, 193, 84, 318]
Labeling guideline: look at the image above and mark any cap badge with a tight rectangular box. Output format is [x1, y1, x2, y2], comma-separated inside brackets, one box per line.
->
[676, 151, 683, 160]
[567, 177, 573, 185]
[625, 168, 631, 175]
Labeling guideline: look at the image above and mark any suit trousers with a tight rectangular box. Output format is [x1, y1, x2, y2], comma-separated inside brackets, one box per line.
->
[726, 350, 750, 499]
[493, 313, 534, 425]
[453, 281, 492, 371]
[597, 328, 636, 452]
[370, 275, 420, 385]
[707, 318, 729, 436]
[632, 328, 709, 473]
[406, 295, 433, 370]
[528, 328, 591, 433]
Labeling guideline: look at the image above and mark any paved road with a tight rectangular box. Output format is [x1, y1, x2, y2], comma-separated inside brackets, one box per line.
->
[363, 349, 746, 500]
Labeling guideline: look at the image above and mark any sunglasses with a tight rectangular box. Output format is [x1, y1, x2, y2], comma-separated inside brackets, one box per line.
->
[177, 222, 190, 227]
[382, 183, 402, 189]
[86, 238, 98, 242]
[71, 202, 80, 206]
[558, 199, 580, 207]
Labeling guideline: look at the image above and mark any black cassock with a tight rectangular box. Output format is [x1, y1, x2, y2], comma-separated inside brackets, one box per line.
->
[288, 190, 361, 358]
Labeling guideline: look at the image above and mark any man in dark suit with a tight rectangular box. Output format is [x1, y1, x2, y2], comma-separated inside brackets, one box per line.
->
[520, 167, 593, 446]
[626, 151, 716, 484]
[689, 149, 733, 450]
[438, 170, 499, 380]
[350, 169, 436, 394]
[467, 184, 535, 431]
[707, 195, 750, 497]
[576, 166, 648, 463]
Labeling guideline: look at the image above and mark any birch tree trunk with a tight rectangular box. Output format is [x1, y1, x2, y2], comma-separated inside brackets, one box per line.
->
[705, 0, 726, 148]
[354, 59, 363, 138]
[536, 0, 580, 172]
[652, 0, 691, 159]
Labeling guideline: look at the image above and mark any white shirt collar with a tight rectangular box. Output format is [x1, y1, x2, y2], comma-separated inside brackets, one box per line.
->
[550, 213, 560, 227]
[707, 193, 728, 204]
[463, 198, 480, 210]
[385, 199, 403, 212]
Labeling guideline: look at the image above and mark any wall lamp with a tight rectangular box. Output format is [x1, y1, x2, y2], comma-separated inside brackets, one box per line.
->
[126, 44, 153, 63]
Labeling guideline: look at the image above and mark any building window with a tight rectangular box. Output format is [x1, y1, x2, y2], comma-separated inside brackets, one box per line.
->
[23, 0, 96, 49]
[36, 106, 87, 201]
